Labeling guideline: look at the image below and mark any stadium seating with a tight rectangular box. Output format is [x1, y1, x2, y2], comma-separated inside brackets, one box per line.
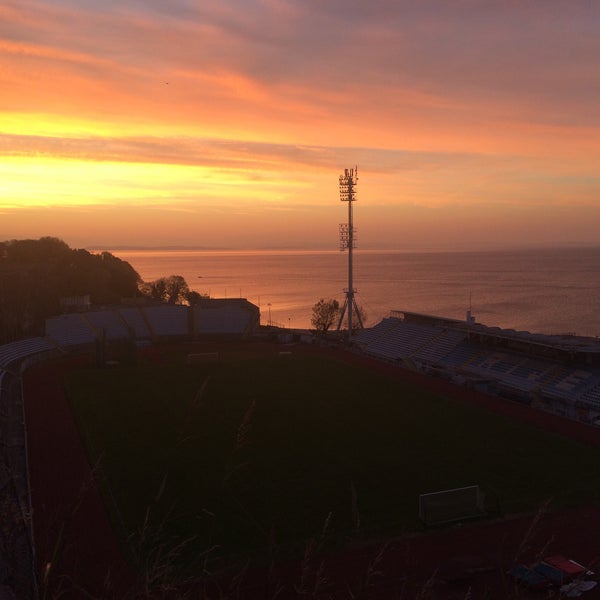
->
[196, 304, 253, 334]
[118, 307, 152, 339]
[357, 313, 600, 422]
[0, 337, 55, 369]
[143, 305, 189, 337]
[359, 320, 442, 361]
[46, 314, 99, 347]
[542, 369, 597, 402]
[355, 317, 398, 347]
[84, 310, 130, 340]
[412, 328, 466, 364]
[440, 342, 482, 368]
[580, 383, 600, 409]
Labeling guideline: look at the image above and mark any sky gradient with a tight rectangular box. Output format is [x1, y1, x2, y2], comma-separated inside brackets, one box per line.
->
[2, 1, 599, 250]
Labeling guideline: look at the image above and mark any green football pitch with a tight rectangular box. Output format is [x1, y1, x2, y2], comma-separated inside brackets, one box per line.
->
[65, 349, 600, 573]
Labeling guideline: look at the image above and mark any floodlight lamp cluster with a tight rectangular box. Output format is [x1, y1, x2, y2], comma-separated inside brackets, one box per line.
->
[339, 167, 358, 202]
[339, 223, 356, 251]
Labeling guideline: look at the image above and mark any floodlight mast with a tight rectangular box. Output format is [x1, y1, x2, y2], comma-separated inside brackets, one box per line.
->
[337, 167, 364, 337]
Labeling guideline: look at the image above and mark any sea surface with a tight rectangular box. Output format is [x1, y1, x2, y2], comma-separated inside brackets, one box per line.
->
[109, 247, 600, 337]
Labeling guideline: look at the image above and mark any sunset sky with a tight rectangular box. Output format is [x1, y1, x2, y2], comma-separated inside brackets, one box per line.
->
[1, 1, 599, 250]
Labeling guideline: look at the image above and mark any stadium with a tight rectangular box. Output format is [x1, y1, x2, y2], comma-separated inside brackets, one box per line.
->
[1, 299, 600, 599]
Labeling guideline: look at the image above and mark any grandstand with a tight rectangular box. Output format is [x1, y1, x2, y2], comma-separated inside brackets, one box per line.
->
[194, 298, 260, 337]
[0, 337, 56, 371]
[142, 305, 189, 338]
[355, 310, 600, 424]
[43, 299, 260, 349]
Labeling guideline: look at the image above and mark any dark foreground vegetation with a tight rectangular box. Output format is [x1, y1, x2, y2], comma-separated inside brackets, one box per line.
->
[0, 237, 199, 344]
[65, 350, 600, 581]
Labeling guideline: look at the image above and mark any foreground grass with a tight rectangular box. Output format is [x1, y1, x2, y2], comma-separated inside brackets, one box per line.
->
[65, 351, 600, 575]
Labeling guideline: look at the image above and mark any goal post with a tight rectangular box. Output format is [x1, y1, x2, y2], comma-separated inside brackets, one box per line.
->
[419, 485, 486, 527]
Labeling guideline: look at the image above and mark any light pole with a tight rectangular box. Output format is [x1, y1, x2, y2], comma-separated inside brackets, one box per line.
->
[337, 167, 364, 338]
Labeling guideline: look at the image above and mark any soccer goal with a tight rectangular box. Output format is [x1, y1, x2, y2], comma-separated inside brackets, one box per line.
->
[419, 485, 486, 527]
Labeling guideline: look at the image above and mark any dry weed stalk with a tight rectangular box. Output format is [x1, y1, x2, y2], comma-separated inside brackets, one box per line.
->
[129, 488, 199, 599]
[294, 512, 334, 597]
[235, 399, 256, 450]
[350, 481, 361, 530]
[513, 498, 553, 564]
[295, 538, 317, 596]
[346, 542, 390, 600]
[413, 568, 438, 600]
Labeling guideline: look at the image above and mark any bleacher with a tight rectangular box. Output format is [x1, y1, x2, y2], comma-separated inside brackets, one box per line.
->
[45, 314, 98, 347]
[34, 300, 261, 350]
[118, 307, 152, 339]
[511, 358, 555, 382]
[358, 319, 443, 362]
[0, 337, 55, 370]
[143, 305, 189, 337]
[84, 310, 131, 340]
[440, 342, 482, 368]
[413, 328, 466, 364]
[580, 383, 600, 409]
[196, 304, 253, 335]
[357, 313, 600, 423]
[355, 317, 399, 347]
[542, 369, 599, 402]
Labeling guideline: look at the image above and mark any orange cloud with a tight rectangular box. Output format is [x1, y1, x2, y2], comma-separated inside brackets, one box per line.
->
[2, 0, 600, 249]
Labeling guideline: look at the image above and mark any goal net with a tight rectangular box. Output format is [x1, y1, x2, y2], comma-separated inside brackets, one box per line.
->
[419, 485, 485, 526]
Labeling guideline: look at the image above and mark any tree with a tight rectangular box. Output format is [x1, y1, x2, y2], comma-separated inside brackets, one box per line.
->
[141, 275, 190, 304]
[185, 290, 206, 305]
[311, 298, 340, 333]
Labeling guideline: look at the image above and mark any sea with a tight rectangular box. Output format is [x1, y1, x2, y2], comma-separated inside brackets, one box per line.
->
[108, 246, 600, 338]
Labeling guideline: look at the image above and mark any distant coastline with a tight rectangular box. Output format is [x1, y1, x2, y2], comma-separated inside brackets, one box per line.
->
[88, 242, 600, 254]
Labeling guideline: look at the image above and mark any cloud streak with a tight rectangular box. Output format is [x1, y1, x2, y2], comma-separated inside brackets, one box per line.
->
[1, 0, 599, 248]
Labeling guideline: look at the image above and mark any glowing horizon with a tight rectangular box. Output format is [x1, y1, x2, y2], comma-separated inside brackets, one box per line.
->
[2, 1, 600, 250]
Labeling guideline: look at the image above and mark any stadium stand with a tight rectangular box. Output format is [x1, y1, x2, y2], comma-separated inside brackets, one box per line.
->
[580, 383, 600, 409]
[118, 307, 152, 340]
[46, 313, 98, 347]
[41, 301, 260, 349]
[84, 309, 131, 340]
[354, 317, 399, 347]
[142, 305, 189, 338]
[355, 319, 443, 362]
[194, 298, 260, 337]
[412, 328, 467, 364]
[439, 342, 482, 369]
[0, 337, 55, 370]
[357, 311, 600, 425]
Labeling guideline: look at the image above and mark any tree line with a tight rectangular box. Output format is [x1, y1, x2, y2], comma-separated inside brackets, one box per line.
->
[0, 237, 200, 344]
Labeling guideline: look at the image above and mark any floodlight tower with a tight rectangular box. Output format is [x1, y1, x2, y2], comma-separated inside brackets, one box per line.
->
[337, 167, 364, 337]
